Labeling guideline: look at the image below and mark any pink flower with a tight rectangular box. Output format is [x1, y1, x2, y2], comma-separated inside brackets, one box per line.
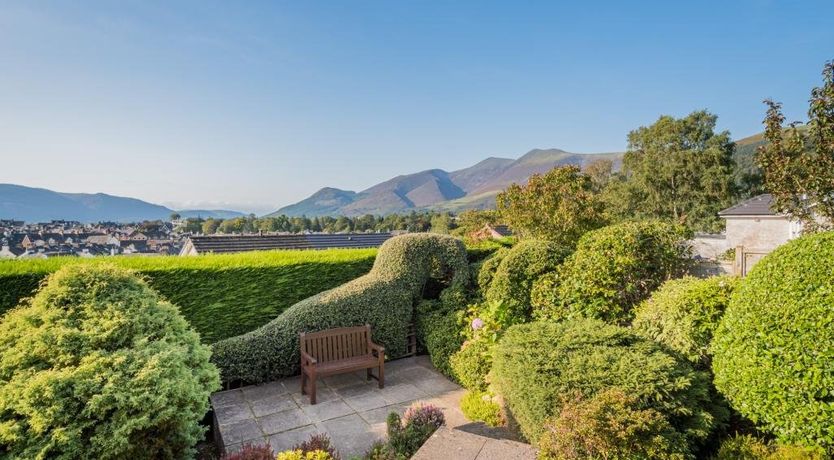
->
[471, 318, 484, 330]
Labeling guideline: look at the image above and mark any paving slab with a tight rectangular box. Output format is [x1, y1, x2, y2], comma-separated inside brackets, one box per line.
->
[258, 408, 313, 436]
[413, 426, 537, 460]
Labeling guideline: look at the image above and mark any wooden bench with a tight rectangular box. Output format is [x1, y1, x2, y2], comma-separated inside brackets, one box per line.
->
[300, 325, 385, 404]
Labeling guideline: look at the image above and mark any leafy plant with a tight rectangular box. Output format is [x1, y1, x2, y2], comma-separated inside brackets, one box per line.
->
[450, 338, 493, 391]
[386, 403, 445, 458]
[460, 390, 503, 427]
[715, 435, 825, 460]
[222, 443, 276, 460]
[293, 433, 340, 460]
[276, 450, 334, 460]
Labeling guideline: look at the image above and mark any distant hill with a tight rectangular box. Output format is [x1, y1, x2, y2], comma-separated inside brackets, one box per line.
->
[271, 148, 624, 216]
[0, 184, 244, 223]
[178, 209, 247, 219]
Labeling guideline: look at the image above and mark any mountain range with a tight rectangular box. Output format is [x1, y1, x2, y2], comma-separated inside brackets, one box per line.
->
[0, 184, 245, 223]
[269, 149, 623, 217]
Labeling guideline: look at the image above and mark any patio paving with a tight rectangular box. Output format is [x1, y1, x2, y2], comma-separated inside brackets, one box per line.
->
[211, 355, 476, 458]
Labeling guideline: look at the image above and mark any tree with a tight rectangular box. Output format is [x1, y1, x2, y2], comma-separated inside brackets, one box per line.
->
[757, 61, 834, 231]
[583, 159, 614, 193]
[496, 165, 605, 246]
[430, 213, 453, 234]
[611, 110, 736, 232]
[169, 212, 181, 222]
[202, 218, 221, 234]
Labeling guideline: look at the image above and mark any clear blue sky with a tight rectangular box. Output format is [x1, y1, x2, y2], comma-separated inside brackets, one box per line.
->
[1, 1, 832, 214]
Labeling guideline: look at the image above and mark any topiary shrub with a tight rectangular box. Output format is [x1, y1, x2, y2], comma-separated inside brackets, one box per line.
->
[712, 232, 834, 452]
[415, 299, 467, 380]
[476, 248, 509, 293]
[538, 389, 690, 460]
[491, 319, 721, 452]
[212, 233, 470, 384]
[535, 220, 692, 324]
[450, 338, 493, 391]
[460, 390, 503, 427]
[482, 240, 570, 326]
[0, 264, 220, 459]
[633, 275, 738, 367]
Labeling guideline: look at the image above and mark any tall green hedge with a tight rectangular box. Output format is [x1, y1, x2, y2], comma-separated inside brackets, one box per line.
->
[212, 233, 470, 384]
[0, 249, 376, 344]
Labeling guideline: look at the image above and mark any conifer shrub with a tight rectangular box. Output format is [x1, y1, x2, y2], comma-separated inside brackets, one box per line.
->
[450, 338, 493, 391]
[712, 232, 834, 452]
[212, 234, 470, 384]
[534, 220, 692, 324]
[633, 275, 738, 367]
[460, 391, 503, 427]
[0, 264, 220, 459]
[491, 319, 720, 451]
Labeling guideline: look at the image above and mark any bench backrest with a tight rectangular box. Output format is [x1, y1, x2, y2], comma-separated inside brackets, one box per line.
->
[300, 325, 372, 363]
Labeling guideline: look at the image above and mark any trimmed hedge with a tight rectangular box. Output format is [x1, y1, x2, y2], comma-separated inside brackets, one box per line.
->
[450, 338, 493, 391]
[212, 234, 470, 384]
[534, 220, 692, 324]
[633, 275, 738, 367]
[0, 249, 376, 344]
[0, 264, 220, 459]
[712, 232, 834, 452]
[415, 299, 466, 380]
[491, 319, 721, 451]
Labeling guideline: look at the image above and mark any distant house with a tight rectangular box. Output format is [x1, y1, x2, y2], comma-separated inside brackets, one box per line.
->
[180, 233, 393, 256]
[718, 194, 803, 252]
[469, 224, 512, 241]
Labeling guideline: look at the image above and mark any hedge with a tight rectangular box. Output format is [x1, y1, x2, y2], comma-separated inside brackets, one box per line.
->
[212, 233, 470, 384]
[0, 249, 377, 344]
[491, 319, 722, 451]
[0, 264, 219, 459]
[712, 232, 834, 452]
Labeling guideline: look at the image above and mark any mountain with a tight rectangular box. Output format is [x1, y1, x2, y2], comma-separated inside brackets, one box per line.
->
[178, 209, 247, 219]
[0, 184, 245, 223]
[271, 148, 624, 216]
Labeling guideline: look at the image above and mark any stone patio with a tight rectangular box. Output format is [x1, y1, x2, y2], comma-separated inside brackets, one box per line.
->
[211, 356, 479, 458]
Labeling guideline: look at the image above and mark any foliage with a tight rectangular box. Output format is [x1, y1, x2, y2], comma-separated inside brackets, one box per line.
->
[415, 300, 467, 380]
[460, 391, 503, 427]
[476, 248, 508, 292]
[212, 233, 470, 384]
[491, 319, 721, 450]
[450, 338, 493, 391]
[715, 435, 825, 460]
[633, 275, 739, 367]
[0, 248, 377, 343]
[386, 403, 445, 458]
[534, 220, 692, 324]
[757, 61, 834, 231]
[538, 389, 690, 460]
[0, 264, 220, 459]
[222, 443, 276, 460]
[293, 433, 340, 460]
[276, 450, 334, 460]
[712, 232, 834, 452]
[452, 209, 501, 241]
[496, 165, 606, 245]
[606, 110, 736, 232]
[362, 441, 397, 460]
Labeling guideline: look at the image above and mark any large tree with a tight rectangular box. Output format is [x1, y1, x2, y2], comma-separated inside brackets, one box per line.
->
[496, 165, 605, 246]
[612, 110, 736, 232]
[757, 61, 834, 231]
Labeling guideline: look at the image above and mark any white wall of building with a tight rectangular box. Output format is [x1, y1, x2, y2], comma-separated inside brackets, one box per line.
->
[725, 216, 794, 251]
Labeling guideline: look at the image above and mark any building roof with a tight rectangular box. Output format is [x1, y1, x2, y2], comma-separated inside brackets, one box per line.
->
[182, 232, 393, 255]
[718, 194, 778, 217]
[491, 225, 513, 237]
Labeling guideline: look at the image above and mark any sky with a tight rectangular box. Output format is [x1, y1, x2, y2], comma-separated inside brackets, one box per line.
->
[1, 1, 832, 214]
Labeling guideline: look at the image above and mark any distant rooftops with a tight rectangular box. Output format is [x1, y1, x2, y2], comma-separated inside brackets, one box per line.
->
[180, 232, 393, 256]
[718, 194, 777, 217]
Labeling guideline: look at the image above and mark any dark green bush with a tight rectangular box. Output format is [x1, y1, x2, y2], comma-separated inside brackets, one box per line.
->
[633, 275, 738, 367]
[415, 299, 466, 380]
[450, 338, 493, 391]
[483, 240, 570, 326]
[212, 234, 470, 384]
[535, 220, 692, 324]
[0, 249, 376, 343]
[460, 390, 503, 427]
[538, 389, 689, 460]
[491, 319, 721, 451]
[476, 248, 508, 292]
[0, 264, 220, 459]
[712, 232, 834, 452]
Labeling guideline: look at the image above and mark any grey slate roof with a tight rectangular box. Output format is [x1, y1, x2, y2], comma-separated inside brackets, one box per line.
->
[718, 194, 777, 217]
[184, 233, 393, 254]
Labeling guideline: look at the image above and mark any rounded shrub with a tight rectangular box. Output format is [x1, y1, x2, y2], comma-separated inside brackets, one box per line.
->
[633, 275, 738, 366]
[450, 338, 493, 391]
[538, 389, 689, 460]
[712, 232, 834, 452]
[491, 319, 721, 451]
[476, 248, 508, 292]
[460, 390, 503, 427]
[0, 264, 220, 459]
[537, 220, 692, 323]
[212, 233, 470, 384]
[415, 299, 466, 379]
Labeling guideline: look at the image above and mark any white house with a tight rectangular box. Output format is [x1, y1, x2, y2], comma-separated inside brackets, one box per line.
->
[718, 194, 802, 252]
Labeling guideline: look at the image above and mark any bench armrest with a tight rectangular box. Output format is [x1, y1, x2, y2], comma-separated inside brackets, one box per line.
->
[301, 350, 317, 366]
[369, 342, 385, 358]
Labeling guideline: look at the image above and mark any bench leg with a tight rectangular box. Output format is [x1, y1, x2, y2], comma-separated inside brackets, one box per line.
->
[310, 375, 317, 405]
[378, 364, 384, 389]
[366, 368, 372, 381]
[301, 371, 307, 395]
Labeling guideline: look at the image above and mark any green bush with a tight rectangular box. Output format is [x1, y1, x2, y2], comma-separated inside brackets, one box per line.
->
[535, 220, 692, 324]
[212, 234, 470, 384]
[715, 435, 825, 460]
[450, 338, 493, 391]
[0, 264, 220, 459]
[491, 319, 721, 451]
[712, 232, 834, 452]
[0, 248, 376, 343]
[460, 390, 503, 427]
[633, 275, 738, 367]
[538, 389, 689, 460]
[416, 300, 466, 380]
[483, 240, 570, 326]
[476, 248, 508, 292]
